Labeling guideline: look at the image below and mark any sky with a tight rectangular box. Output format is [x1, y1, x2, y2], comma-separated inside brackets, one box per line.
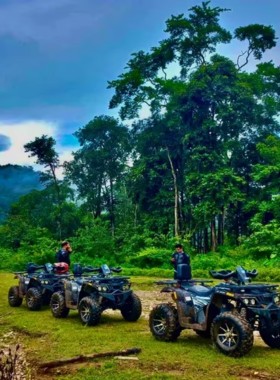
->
[0, 0, 279, 177]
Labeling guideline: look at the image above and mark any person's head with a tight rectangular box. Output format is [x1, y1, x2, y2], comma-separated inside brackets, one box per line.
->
[62, 241, 71, 251]
[175, 243, 183, 253]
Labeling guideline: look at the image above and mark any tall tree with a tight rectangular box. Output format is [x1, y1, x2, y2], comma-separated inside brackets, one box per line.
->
[108, 1, 279, 250]
[65, 115, 131, 236]
[24, 135, 64, 240]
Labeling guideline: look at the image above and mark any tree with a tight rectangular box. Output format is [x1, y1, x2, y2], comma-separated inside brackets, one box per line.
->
[65, 116, 131, 236]
[24, 135, 64, 240]
[0, 164, 42, 223]
[108, 1, 279, 251]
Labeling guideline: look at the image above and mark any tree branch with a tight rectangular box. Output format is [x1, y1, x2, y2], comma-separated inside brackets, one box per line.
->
[38, 348, 141, 370]
[237, 48, 253, 70]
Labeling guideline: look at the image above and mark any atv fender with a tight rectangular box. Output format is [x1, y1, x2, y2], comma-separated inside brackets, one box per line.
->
[100, 289, 132, 307]
[19, 276, 30, 297]
[250, 305, 280, 333]
[65, 281, 82, 309]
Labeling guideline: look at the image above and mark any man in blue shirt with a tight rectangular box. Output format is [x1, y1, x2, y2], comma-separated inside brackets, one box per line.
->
[171, 243, 190, 278]
[55, 241, 72, 266]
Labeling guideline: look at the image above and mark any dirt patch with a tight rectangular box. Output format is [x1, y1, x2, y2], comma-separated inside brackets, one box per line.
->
[229, 368, 278, 380]
[11, 326, 47, 338]
[103, 290, 173, 319]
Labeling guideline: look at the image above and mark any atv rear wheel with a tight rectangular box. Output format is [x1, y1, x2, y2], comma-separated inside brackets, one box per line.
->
[50, 292, 70, 318]
[260, 328, 280, 349]
[211, 312, 254, 357]
[8, 286, 22, 307]
[121, 293, 142, 322]
[79, 297, 101, 326]
[149, 303, 181, 342]
[26, 287, 42, 311]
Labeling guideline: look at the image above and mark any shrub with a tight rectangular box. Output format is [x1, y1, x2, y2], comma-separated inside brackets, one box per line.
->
[128, 248, 172, 269]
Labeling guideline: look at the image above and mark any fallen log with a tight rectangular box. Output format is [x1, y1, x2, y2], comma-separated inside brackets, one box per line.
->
[38, 347, 141, 370]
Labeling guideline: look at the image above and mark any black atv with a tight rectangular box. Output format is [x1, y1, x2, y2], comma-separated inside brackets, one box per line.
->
[50, 263, 142, 326]
[149, 264, 280, 357]
[8, 262, 69, 311]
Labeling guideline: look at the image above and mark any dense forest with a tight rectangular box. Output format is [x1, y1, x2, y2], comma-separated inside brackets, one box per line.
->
[1, 2, 280, 279]
[0, 165, 42, 221]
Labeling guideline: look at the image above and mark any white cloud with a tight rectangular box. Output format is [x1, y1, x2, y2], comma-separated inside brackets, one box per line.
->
[0, 120, 76, 179]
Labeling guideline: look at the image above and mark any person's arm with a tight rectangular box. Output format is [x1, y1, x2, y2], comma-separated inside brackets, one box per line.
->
[183, 253, 190, 265]
[171, 253, 176, 266]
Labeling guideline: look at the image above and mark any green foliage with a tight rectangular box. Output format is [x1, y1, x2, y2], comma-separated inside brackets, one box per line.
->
[128, 248, 172, 269]
[1, 2, 280, 274]
[0, 234, 58, 271]
[243, 220, 280, 259]
[70, 221, 117, 265]
[0, 164, 42, 223]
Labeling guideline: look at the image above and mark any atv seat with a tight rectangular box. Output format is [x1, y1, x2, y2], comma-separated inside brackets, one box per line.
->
[27, 262, 44, 273]
[176, 264, 192, 280]
[187, 285, 215, 297]
[73, 263, 83, 276]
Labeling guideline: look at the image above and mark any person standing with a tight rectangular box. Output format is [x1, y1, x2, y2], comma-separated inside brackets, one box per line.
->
[55, 241, 72, 266]
[171, 243, 190, 278]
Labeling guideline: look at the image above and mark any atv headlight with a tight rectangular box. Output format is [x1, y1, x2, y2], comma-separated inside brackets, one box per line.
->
[122, 284, 130, 291]
[102, 286, 107, 292]
[250, 298, 256, 305]
[243, 298, 249, 305]
[97, 286, 102, 291]
[274, 295, 279, 305]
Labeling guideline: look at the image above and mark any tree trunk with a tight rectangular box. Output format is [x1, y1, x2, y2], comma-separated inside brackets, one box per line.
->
[211, 219, 217, 252]
[50, 164, 62, 240]
[218, 214, 222, 245]
[109, 178, 115, 238]
[166, 148, 179, 237]
[180, 190, 186, 233]
[204, 228, 209, 253]
[134, 203, 138, 227]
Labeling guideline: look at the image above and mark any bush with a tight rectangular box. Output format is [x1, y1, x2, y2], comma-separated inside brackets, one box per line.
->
[128, 248, 172, 269]
[71, 223, 117, 262]
[0, 236, 58, 271]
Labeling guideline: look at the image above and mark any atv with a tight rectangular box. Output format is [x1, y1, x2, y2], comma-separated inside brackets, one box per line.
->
[149, 264, 280, 357]
[50, 263, 142, 326]
[8, 262, 70, 311]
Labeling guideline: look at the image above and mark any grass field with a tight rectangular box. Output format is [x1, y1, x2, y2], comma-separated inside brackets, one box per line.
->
[1, 273, 280, 380]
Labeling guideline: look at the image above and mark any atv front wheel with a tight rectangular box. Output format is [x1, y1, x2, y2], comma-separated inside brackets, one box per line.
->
[79, 297, 101, 326]
[121, 293, 142, 322]
[26, 287, 42, 311]
[50, 292, 70, 318]
[211, 312, 254, 357]
[149, 303, 181, 342]
[260, 328, 280, 349]
[8, 286, 23, 307]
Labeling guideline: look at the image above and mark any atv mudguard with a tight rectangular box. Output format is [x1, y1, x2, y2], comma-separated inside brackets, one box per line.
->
[65, 280, 82, 309]
[250, 304, 280, 333]
[172, 287, 220, 332]
[99, 289, 132, 307]
[18, 276, 30, 297]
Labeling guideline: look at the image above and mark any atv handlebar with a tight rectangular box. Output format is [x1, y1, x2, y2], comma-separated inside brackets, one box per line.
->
[210, 267, 258, 282]
[111, 267, 122, 273]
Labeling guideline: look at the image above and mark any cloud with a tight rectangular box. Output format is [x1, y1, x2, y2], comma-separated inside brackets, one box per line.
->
[0, 134, 11, 152]
[0, 120, 77, 179]
[0, 0, 110, 50]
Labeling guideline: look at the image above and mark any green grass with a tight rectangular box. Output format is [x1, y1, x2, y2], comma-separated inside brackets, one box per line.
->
[1, 273, 280, 380]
